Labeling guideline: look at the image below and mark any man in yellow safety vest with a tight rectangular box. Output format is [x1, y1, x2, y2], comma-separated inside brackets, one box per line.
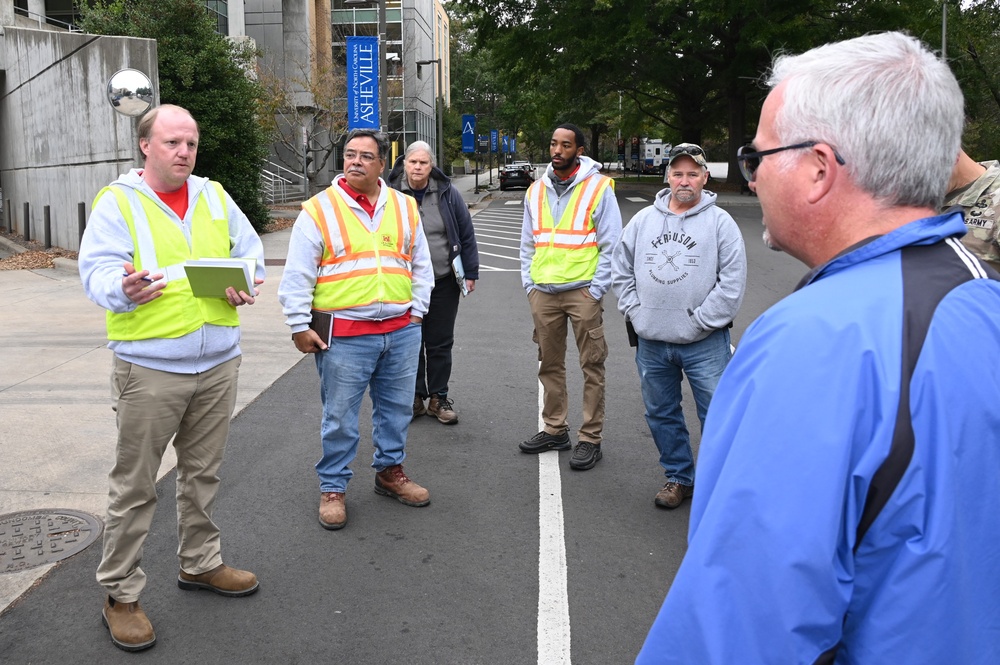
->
[518, 123, 623, 470]
[79, 104, 265, 652]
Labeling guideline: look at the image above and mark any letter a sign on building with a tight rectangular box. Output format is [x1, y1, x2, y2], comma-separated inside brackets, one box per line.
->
[347, 36, 380, 130]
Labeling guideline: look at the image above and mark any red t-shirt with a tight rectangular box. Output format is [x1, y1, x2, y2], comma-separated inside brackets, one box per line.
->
[153, 181, 189, 219]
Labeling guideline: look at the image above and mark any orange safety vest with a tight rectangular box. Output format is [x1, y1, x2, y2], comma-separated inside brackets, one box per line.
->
[302, 185, 419, 311]
[528, 173, 613, 284]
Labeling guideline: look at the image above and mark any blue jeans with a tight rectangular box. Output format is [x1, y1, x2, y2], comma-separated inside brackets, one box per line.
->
[314, 323, 421, 493]
[635, 329, 731, 486]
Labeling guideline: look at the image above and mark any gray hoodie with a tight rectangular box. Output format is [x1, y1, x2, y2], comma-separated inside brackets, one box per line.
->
[78, 169, 265, 373]
[611, 188, 746, 344]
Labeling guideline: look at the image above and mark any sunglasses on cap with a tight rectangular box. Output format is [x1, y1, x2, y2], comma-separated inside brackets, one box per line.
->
[736, 141, 846, 183]
[668, 143, 706, 159]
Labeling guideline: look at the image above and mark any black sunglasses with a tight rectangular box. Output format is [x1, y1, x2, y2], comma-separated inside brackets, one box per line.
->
[736, 141, 846, 182]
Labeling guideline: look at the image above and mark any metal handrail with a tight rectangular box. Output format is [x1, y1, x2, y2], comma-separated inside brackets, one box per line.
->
[265, 161, 302, 181]
[14, 8, 82, 32]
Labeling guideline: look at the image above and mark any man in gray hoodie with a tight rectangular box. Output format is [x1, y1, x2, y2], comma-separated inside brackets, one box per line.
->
[611, 143, 746, 509]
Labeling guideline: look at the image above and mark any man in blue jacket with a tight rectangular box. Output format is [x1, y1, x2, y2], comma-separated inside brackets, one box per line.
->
[637, 32, 1000, 664]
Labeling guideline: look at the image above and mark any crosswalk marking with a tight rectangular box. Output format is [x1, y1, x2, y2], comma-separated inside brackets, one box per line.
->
[471, 203, 524, 272]
[626, 196, 649, 203]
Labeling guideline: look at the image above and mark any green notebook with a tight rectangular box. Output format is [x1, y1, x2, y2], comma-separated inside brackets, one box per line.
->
[183, 258, 256, 298]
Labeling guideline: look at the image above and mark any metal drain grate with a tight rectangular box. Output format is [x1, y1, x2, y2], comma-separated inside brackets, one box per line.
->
[0, 510, 103, 573]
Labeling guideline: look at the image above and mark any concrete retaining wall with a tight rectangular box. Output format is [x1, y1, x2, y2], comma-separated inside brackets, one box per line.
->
[0, 26, 157, 250]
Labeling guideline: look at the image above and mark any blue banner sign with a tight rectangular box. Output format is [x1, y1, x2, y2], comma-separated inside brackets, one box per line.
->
[490, 129, 499, 153]
[462, 114, 476, 153]
[501, 135, 509, 153]
[347, 36, 379, 130]
[510, 138, 517, 154]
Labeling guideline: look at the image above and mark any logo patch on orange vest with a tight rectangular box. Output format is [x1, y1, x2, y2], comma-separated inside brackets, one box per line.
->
[381, 234, 393, 247]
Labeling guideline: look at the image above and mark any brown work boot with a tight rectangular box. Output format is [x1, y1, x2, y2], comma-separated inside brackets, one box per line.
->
[412, 395, 426, 419]
[654, 482, 694, 509]
[319, 491, 347, 530]
[102, 596, 156, 652]
[177, 564, 259, 597]
[374, 464, 430, 506]
[427, 394, 458, 424]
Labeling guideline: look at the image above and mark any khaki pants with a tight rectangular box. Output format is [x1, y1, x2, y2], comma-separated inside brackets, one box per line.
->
[96, 356, 240, 602]
[528, 288, 608, 444]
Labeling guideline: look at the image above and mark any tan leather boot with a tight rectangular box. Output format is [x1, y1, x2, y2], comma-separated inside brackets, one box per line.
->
[102, 596, 156, 652]
[427, 395, 458, 424]
[374, 465, 430, 506]
[319, 491, 347, 530]
[177, 564, 259, 597]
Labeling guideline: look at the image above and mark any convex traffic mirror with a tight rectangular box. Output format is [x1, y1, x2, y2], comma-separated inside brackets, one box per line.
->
[107, 69, 154, 117]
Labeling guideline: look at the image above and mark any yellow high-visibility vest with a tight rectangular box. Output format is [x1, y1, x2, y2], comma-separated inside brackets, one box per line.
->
[528, 174, 613, 284]
[303, 185, 418, 311]
[99, 181, 239, 341]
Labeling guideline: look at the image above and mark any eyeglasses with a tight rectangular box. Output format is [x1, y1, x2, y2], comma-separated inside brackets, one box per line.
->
[736, 141, 845, 182]
[344, 150, 379, 164]
[668, 143, 705, 159]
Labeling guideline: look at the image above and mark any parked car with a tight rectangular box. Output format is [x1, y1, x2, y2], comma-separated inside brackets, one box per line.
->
[500, 162, 535, 191]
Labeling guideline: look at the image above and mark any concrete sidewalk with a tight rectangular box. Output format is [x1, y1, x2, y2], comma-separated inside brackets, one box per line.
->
[0, 171, 493, 613]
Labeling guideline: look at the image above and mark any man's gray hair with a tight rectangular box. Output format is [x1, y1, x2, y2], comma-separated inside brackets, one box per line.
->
[345, 128, 390, 161]
[767, 31, 963, 209]
[405, 140, 436, 165]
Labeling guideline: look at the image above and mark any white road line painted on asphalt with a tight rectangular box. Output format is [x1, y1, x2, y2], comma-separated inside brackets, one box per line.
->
[472, 228, 522, 237]
[478, 265, 519, 271]
[537, 378, 572, 664]
[626, 196, 648, 202]
[477, 250, 520, 261]
[505, 200, 522, 205]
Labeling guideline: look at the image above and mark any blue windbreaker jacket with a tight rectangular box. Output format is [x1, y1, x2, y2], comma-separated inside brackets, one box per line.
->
[637, 212, 1000, 664]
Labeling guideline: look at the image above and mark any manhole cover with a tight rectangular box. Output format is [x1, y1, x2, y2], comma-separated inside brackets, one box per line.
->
[0, 510, 103, 573]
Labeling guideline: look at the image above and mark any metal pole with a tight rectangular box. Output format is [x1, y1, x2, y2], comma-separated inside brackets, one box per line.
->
[78, 202, 86, 244]
[379, 0, 389, 180]
[302, 123, 309, 199]
[436, 62, 444, 174]
[43, 205, 51, 249]
[941, 2, 947, 60]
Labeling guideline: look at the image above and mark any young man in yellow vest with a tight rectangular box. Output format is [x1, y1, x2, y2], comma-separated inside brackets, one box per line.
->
[279, 129, 434, 531]
[79, 104, 265, 652]
[518, 123, 623, 469]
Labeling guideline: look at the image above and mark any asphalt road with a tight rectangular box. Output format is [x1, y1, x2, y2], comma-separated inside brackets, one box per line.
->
[0, 189, 806, 663]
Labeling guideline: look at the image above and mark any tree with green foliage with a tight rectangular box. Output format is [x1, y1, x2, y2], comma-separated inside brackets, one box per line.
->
[946, 0, 1000, 160]
[453, 0, 974, 183]
[79, 0, 272, 230]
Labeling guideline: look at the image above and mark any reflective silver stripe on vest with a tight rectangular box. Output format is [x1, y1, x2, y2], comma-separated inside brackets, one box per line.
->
[117, 182, 225, 283]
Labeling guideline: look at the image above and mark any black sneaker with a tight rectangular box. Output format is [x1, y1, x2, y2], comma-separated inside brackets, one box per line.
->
[569, 441, 602, 470]
[519, 430, 571, 453]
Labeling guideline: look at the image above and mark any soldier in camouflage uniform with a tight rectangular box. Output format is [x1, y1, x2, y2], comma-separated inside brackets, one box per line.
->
[944, 149, 1000, 271]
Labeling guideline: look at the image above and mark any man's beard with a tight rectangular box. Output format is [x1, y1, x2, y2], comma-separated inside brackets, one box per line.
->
[762, 227, 783, 252]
